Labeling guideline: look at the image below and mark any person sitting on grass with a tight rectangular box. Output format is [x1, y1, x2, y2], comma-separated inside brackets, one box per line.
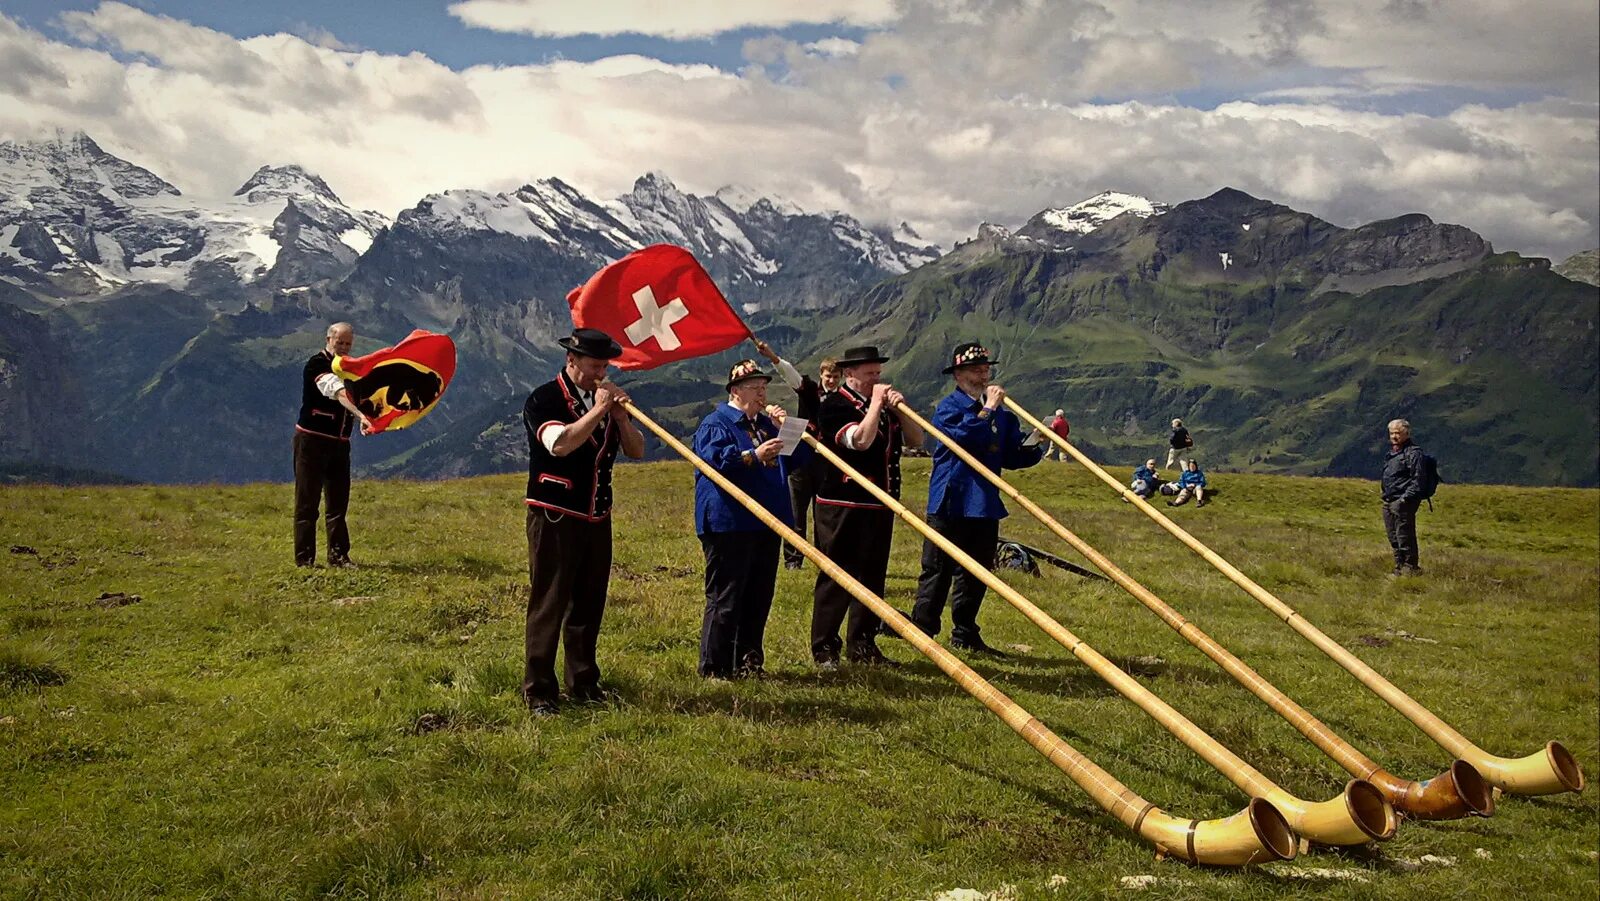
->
[1167, 459, 1208, 508]
[1129, 459, 1161, 499]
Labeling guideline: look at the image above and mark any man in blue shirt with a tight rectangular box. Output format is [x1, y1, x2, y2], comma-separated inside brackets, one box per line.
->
[910, 343, 1043, 654]
[692, 359, 808, 679]
[1130, 458, 1160, 498]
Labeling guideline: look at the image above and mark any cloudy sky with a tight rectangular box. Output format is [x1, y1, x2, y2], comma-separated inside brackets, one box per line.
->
[1, 0, 1596, 259]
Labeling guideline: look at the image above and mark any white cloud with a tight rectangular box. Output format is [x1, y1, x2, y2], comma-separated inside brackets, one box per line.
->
[0, 1, 1594, 261]
[447, 0, 899, 39]
[803, 37, 860, 58]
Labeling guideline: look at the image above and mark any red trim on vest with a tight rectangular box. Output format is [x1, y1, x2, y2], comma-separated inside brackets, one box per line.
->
[524, 498, 611, 522]
[816, 497, 886, 510]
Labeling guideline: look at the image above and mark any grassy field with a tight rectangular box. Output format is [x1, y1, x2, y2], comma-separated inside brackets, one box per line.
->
[2, 458, 1596, 899]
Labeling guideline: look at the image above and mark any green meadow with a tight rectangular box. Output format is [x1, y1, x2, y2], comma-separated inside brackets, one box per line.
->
[2, 459, 1596, 899]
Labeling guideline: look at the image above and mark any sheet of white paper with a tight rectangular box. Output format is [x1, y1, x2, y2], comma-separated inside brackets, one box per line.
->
[776, 416, 808, 456]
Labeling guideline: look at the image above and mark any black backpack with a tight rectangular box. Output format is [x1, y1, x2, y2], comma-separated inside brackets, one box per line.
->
[1415, 448, 1441, 507]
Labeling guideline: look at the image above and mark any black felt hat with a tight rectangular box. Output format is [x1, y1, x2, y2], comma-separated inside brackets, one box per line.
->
[725, 359, 773, 391]
[942, 342, 998, 374]
[836, 345, 890, 367]
[558, 328, 623, 359]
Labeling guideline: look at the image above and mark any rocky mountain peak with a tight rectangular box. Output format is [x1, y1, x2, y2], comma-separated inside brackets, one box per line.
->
[234, 165, 340, 204]
[629, 171, 686, 201]
[0, 130, 180, 201]
[1554, 249, 1599, 287]
[1015, 190, 1168, 247]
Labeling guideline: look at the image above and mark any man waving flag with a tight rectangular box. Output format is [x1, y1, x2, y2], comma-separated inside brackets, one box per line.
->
[567, 244, 752, 371]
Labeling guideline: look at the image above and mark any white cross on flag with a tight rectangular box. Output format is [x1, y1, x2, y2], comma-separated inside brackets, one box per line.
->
[567, 244, 752, 371]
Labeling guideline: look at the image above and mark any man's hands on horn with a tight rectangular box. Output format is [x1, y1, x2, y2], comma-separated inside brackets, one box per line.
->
[596, 382, 632, 421]
[983, 384, 1006, 410]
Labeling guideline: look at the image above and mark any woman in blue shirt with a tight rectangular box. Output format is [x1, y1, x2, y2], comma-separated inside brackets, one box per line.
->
[1167, 459, 1209, 508]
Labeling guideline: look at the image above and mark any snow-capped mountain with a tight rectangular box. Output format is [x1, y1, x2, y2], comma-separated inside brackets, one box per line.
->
[1014, 190, 1169, 247]
[369, 171, 940, 312]
[0, 133, 387, 300]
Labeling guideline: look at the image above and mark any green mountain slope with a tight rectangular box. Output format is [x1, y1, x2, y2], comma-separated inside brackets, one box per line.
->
[785, 195, 1597, 486]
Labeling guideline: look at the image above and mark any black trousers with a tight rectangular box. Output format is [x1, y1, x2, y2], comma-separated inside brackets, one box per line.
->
[699, 531, 781, 677]
[292, 430, 351, 566]
[1382, 499, 1420, 567]
[784, 459, 822, 566]
[811, 503, 893, 661]
[912, 515, 1000, 644]
[524, 507, 612, 707]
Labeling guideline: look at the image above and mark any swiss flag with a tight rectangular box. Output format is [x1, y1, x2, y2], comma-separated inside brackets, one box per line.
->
[567, 244, 752, 371]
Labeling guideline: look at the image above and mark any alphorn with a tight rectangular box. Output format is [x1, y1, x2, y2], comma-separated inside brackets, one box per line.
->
[1007, 398, 1586, 798]
[624, 401, 1296, 866]
[800, 429, 1395, 846]
[896, 402, 1491, 820]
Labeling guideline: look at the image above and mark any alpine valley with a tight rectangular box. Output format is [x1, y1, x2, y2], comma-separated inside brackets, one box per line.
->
[1, 132, 1595, 487]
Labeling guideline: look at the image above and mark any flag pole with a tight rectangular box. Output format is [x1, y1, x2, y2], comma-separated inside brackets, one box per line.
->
[620, 398, 1294, 866]
[895, 400, 1491, 820]
[799, 426, 1395, 846]
[1004, 396, 1585, 798]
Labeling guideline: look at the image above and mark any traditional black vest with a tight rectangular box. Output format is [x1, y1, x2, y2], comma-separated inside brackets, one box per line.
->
[523, 369, 620, 521]
[815, 385, 902, 508]
[297, 350, 354, 440]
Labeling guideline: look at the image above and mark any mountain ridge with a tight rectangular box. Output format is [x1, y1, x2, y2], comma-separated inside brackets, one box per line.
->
[0, 135, 1593, 487]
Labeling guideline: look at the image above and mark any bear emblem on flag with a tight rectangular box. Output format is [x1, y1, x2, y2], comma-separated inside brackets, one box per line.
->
[332, 329, 457, 433]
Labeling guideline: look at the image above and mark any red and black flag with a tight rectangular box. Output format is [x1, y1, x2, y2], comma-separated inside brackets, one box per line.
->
[332, 329, 457, 434]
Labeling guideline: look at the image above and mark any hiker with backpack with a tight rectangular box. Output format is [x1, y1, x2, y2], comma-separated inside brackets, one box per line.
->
[1381, 418, 1438, 577]
[1165, 418, 1193, 470]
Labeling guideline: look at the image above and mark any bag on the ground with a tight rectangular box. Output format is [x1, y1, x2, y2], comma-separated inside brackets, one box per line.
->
[995, 540, 1040, 576]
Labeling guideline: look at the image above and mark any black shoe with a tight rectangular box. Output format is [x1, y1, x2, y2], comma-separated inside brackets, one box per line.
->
[784, 558, 804, 570]
[570, 685, 613, 705]
[1389, 565, 1403, 577]
[814, 656, 840, 673]
[848, 646, 900, 667]
[951, 637, 1005, 657]
[528, 701, 559, 717]
[328, 556, 358, 570]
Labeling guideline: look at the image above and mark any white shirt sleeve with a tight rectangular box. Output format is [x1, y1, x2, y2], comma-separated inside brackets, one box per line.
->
[776, 358, 803, 390]
[315, 372, 346, 400]
[842, 423, 863, 450]
[539, 423, 566, 454]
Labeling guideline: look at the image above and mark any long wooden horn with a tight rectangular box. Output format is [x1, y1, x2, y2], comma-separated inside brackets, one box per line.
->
[800, 425, 1394, 846]
[1007, 398, 1585, 798]
[622, 401, 1296, 865]
[897, 402, 1491, 820]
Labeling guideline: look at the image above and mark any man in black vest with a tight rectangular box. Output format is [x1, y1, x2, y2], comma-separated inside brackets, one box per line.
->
[522, 328, 646, 714]
[753, 338, 840, 570]
[811, 345, 923, 668]
[293, 322, 373, 568]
